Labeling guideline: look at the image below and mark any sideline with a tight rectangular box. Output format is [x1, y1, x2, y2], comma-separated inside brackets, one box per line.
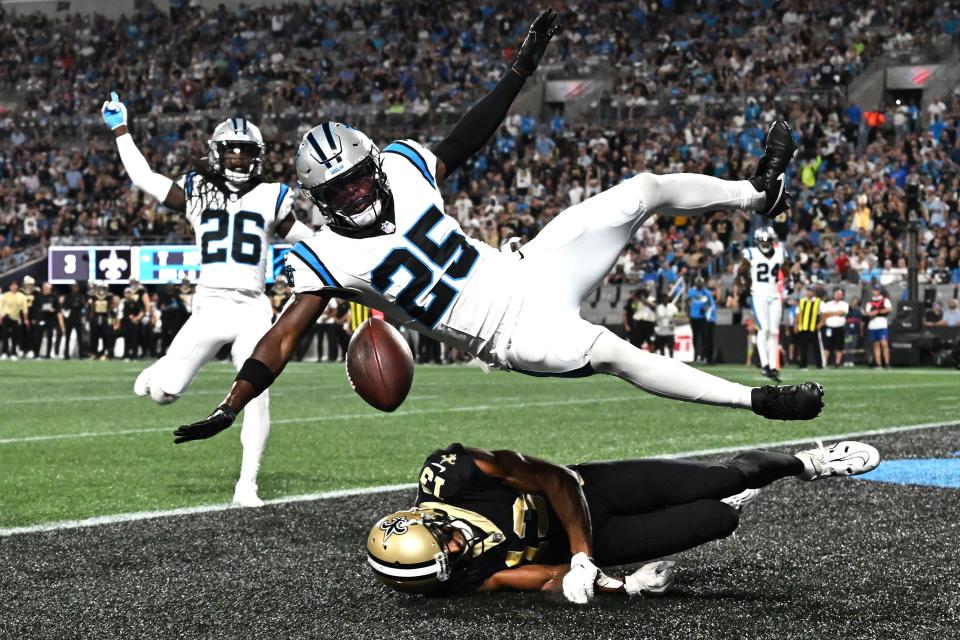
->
[2, 419, 956, 537]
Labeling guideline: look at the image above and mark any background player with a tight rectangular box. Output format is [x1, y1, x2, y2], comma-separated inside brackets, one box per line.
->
[101, 93, 314, 506]
[738, 226, 787, 382]
[865, 284, 892, 369]
[366, 440, 880, 601]
[173, 8, 822, 446]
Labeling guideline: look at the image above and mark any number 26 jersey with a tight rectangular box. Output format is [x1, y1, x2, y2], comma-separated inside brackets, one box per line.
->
[284, 140, 512, 355]
[178, 172, 295, 293]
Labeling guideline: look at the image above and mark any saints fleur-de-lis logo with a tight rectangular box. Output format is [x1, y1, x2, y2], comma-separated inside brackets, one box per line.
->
[379, 516, 410, 542]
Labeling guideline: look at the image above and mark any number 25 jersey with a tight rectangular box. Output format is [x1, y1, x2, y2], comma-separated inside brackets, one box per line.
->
[285, 140, 512, 354]
[178, 172, 295, 293]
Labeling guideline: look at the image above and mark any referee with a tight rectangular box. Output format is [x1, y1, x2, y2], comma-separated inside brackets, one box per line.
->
[795, 286, 823, 369]
[349, 301, 371, 333]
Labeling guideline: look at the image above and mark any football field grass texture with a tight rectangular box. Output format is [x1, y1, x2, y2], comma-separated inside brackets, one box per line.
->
[1, 359, 957, 529]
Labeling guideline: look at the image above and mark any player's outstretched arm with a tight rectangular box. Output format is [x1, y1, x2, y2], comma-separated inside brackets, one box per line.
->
[101, 91, 186, 211]
[468, 447, 603, 604]
[481, 561, 676, 597]
[432, 7, 562, 182]
[173, 292, 330, 444]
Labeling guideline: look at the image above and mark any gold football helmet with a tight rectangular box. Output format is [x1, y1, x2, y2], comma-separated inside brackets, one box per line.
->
[366, 507, 481, 594]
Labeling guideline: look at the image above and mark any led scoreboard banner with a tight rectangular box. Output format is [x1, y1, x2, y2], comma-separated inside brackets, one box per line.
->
[48, 244, 292, 285]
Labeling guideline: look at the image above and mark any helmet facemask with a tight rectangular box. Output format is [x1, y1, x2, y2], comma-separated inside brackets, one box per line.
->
[210, 141, 264, 185]
[304, 154, 389, 231]
[755, 228, 775, 254]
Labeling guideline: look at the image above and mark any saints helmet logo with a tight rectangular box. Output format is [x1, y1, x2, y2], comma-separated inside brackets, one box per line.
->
[379, 516, 410, 542]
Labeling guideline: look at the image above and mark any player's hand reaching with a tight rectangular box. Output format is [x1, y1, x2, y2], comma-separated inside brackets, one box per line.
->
[101, 91, 128, 133]
[174, 404, 237, 444]
[562, 552, 598, 604]
[624, 561, 676, 595]
[513, 7, 563, 77]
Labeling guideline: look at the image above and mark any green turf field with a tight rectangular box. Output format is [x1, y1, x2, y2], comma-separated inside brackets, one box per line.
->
[1, 359, 957, 529]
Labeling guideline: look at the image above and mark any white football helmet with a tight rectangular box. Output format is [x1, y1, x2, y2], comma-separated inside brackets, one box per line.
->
[754, 226, 776, 253]
[296, 122, 390, 232]
[208, 118, 266, 184]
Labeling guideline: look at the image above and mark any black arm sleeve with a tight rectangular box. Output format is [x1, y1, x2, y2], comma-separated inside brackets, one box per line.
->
[432, 70, 527, 177]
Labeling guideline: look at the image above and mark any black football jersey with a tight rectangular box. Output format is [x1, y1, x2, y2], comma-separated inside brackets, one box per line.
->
[414, 443, 561, 594]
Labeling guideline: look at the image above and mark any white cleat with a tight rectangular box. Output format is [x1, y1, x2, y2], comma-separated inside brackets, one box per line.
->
[721, 488, 761, 511]
[133, 368, 151, 397]
[233, 481, 265, 508]
[795, 440, 880, 481]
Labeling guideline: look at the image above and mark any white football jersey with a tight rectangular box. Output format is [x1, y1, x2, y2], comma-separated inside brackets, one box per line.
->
[178, 173, 294, 292]
[285, 140, 511, 355]
[742, 243, 784, 298]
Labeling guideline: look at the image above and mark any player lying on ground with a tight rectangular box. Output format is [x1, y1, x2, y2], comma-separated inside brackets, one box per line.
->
[173, 6, 823, 445]
[366, 440, 881, 602]
[737, 226, 789, 383]
[101, 96, 314, 506]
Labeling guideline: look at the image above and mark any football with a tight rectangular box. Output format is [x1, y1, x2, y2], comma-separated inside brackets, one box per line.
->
[345, 317, 414, 412]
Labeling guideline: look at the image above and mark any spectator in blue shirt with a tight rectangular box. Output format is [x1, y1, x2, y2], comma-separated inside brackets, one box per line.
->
[688, 277, 715, 364]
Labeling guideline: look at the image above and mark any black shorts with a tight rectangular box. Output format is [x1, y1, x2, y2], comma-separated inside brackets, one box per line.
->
[654, 334, 673, 350]
[822, 326, 845, 352]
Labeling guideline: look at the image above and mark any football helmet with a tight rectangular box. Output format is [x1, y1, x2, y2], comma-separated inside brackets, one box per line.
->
[366, 507, 483, 594]
[754, 226, 776, 254]
[22, 275, 35, 292]
[296, 122, 390, 232]
[208, 118, 266, 184]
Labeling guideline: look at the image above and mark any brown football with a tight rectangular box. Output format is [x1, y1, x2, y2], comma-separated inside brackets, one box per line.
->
[345, 317, 414, 412]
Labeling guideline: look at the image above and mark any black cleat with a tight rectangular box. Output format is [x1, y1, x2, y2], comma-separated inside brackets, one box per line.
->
[751, 382, 823, 421]
[763, 367, 783, 383]
[749, 120, 798, 219]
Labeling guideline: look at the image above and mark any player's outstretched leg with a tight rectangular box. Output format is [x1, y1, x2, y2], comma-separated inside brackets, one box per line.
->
[750, 120, 799, 219]
[794, 440, 880, 479]
[133, 303, 226, 404]
[235, 392, 269, 508]
[522, 133, 795, 309]
[230, 296, 274, 508]
[589, 331, 823, 420]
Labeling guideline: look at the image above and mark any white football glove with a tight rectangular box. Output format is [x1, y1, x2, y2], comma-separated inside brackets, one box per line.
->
[101, 91, 128, 130]
[624, 561, 676, 596]
[562, 552, 598, 605]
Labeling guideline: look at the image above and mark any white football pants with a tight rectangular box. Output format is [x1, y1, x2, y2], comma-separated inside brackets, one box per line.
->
[500, 172, 760, 409]
[751, 294, 783, 370]
[137, 285, 273, 485]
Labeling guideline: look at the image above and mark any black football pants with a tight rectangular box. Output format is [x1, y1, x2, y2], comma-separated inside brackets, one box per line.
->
[570, 451, 804, 566]
[796, 331, 823, 369]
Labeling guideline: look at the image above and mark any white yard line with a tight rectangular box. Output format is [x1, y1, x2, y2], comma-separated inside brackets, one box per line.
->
[0, 396, 646, 444]
[1, 419, 956, 537]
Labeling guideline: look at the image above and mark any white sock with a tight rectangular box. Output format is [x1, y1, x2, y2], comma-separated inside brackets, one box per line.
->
[590, 331, 754, 409]
[756, 327, 769, 369]
[238, 391, 270, 485]
[767, 331, 780, 370]
[641, 173, 766, 216]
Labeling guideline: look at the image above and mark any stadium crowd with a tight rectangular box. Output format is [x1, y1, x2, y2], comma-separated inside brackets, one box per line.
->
[3, 0, 960, 338]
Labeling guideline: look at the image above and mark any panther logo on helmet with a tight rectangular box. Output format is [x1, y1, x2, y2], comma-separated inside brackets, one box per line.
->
[296, 122, 392, 233]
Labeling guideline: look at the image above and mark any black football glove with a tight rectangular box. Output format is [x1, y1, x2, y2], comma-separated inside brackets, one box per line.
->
[173, 404, 237, 444]
[513, 7, 563, 77]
